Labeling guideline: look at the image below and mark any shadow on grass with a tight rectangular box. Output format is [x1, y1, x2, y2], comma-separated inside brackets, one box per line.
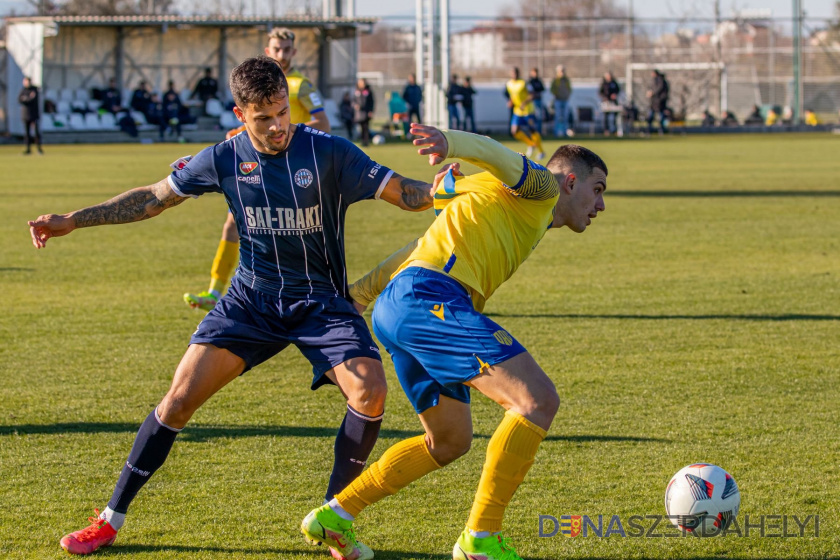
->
[0, 423, 666, 444]
[610, 190, 840, 197]
[0, 267, 34, 272]
[487, 312, 840, 322]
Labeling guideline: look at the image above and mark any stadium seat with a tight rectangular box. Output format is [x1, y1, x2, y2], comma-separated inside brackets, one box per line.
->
[84, 113, 102, 130]
[56, 100, 72, 115]
[130, 110, 157, 131]
[180, 88, 192, 104]
[68, 113, 86, 130]
[71, 100, 87, 112]
[100, 112, 119, 130]
[59, 89, 74, 101]
[74, 88, 90, 101]
[205, 98, 224, 117]
[44, 89, 58, 103]
[219, 111, 240, 129]
[52, 113, 70, 130]
[87, 100, 101, 112]
[40, 114, 56, 132]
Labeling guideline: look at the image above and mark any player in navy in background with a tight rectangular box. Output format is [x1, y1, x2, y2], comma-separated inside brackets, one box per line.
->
[29, 56, 437, 557]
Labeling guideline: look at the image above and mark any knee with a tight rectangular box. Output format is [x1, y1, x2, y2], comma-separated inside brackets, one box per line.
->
[346, 367, 388, 416]
[516, 384, 560, 430]
[157, 393, 196, 429]
[426, 432, 471, 466]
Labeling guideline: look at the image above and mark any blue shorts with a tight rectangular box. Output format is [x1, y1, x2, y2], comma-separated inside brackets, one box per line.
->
[191, 276, 381, 388]
[511, 114, 536, 131]
[372, 267, 527, 413]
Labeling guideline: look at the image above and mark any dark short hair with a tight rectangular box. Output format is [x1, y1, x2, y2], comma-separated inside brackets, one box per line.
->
[547, 144, 608, 178]
[230, 56, 288, 107]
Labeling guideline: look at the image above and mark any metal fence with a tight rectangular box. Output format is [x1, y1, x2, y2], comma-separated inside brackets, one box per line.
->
[358, 14, 840, 125]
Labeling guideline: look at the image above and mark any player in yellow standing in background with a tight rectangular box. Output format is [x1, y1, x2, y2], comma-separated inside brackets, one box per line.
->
[505, 66, 545, 160]
[184, 27, 331, 311]
[301, 123, 608, 560]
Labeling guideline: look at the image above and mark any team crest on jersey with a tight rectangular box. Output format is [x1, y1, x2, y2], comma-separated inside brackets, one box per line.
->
[294, 168, 314, 188]
[239, 162, 258, 175]
[493, 330, 514, 346]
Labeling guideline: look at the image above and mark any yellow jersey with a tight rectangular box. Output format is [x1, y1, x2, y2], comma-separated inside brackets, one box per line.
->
[394, 131, 558, 311]
[506, 79, 534, 117]
[286, 68, 325, 124]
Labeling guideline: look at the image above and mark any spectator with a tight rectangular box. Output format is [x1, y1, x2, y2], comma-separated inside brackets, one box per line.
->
[461, 76, 477, 133]
[744, 104, 763, 125]
[804, 109, 819, 126]
[528, 67, 545, 134]
[160, 83, 184, 141]
[646, 70, 669, 134]
[721, 109, 739, 127]
[100, 78, 123, 113]
[353, 78, 374, 146]
[701, 108, 716, 127]
[550, 64, 572, 137]
[339, 91, 355, 140]
[18, 76, 43, 155]
[446, 74, 462, 130]
[599, 72, 620, 135]
[403, 73, 423, 125]
[765, 107, 779, 126]
[191, 67, 219, 103]
[130, 81, 152, 115]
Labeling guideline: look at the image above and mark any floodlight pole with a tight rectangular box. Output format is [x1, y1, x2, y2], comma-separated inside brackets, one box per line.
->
[792, 0, 803, 123]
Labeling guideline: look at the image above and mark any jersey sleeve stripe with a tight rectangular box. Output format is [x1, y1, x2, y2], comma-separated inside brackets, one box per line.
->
[442, 252, 457, 273]
[374, 169, 394, 200]
[511, 154, 529, 189]
[166, 175, 198, 199]
[309, 108, 325, 114]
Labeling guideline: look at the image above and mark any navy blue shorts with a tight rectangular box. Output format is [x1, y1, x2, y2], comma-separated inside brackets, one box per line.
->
[191, 276, 381, 389]
[372, 267, 527, 413]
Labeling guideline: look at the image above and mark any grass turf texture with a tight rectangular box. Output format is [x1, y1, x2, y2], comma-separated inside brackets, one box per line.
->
[1, 133, 839, 559]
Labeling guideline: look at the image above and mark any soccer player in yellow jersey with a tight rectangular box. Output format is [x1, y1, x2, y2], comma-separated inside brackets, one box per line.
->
[184, 27, 331, 310]
[506, 66, 545, 160]
[302, 123, 607, 560]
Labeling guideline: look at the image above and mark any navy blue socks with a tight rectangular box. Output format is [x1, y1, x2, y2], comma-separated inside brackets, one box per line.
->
[325, 405, 383, 500]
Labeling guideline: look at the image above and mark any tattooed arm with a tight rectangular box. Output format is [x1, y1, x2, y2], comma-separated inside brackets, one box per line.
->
[378, 173, 435, 212]
[28, 178, 187, 248]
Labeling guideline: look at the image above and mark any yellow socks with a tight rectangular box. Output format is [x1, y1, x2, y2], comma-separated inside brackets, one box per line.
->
[513, 129, 535, 148]
[209, 239, 239, 296]
[532, 132, 544, 154]
[467, 411, 547, 533]
[336, 435, 441, 517]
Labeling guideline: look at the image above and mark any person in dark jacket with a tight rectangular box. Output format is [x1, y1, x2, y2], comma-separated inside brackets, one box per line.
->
[339, 91, 355, 140]
[461, 76, 477, 133]
[130, 81, 152, 116]
[18, 76, 43, 155]
[354, 78, 374, 146]
[598, 72, 620, 135]
[646, 70, 670, 134]
[446, 74, 463, 130]
[190, 67, 219, 102]
[100, 78, 124, 114]
[528, 68, 545, 134]
[403, 73, 423, 125]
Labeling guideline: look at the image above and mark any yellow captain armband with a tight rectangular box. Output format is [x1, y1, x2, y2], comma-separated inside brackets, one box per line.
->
[349, 238, 420, 307]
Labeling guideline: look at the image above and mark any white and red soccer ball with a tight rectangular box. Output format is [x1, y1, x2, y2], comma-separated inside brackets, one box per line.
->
[665, 463, 740, 537]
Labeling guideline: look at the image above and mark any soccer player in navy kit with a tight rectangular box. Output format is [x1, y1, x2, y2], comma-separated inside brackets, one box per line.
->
[29, 56, 436, 557]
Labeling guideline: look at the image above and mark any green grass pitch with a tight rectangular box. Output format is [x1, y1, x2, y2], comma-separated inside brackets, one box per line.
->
[1, 133, 839, 559]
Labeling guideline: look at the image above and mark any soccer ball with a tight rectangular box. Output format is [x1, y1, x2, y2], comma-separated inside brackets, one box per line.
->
[664, 463, 740, 537]
[371, 134, 385, 145]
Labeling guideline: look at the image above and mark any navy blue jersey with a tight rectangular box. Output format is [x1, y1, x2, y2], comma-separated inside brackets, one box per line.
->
[169, 126, 393, 299]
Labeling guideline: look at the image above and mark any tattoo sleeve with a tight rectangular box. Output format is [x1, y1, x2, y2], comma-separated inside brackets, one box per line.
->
[71, 179, 187, 228]
[395, 174, 434, 211]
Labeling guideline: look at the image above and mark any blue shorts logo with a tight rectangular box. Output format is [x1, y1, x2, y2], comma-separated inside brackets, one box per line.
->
[294, 169, 314, 188]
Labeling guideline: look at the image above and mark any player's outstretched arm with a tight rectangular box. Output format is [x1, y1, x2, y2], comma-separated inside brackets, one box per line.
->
[28, 178, 187, 248]
[411, 123, 525, 187]
[377, 173, 434, 212]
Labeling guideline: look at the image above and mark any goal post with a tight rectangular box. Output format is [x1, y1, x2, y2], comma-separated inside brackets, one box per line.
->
[626, 61, 728, 120]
